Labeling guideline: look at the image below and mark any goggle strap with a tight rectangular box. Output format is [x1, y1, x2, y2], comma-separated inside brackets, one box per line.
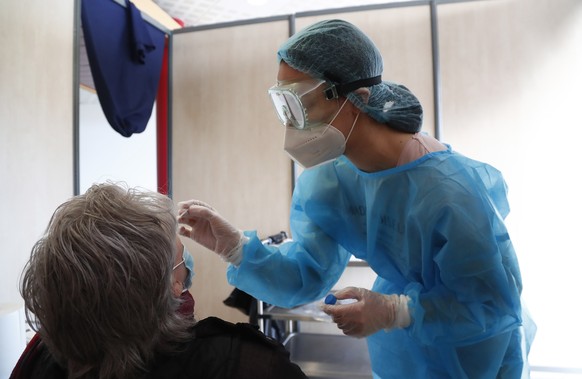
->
[327, 75, 383, 97]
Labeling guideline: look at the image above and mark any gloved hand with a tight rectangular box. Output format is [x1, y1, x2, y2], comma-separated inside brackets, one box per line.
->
[321, 286, 411, 338]
[177, 200, 247, 265]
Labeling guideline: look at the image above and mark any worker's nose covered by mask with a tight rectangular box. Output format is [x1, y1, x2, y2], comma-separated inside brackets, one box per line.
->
[282, 121, 348, 169]
[269, 79, 359, 169]
[282, 99, 354, 169]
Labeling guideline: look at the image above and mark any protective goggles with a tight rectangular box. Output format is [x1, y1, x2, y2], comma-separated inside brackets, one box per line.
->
[268, 75, 383, 130]
[268, 79, 339, 130]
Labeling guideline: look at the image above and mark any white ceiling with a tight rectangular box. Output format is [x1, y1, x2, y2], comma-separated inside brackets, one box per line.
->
[151, 0, 414, 27]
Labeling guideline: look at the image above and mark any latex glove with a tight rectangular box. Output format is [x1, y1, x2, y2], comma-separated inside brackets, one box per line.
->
[321, 286, 411, 338]
[177, 200, 247, 265]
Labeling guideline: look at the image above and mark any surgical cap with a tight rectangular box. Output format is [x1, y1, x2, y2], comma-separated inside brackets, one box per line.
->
[277, 19, 423, 133]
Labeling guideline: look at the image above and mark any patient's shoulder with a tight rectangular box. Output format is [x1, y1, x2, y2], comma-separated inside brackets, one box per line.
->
[192, 316, 307, 379]
[193, 316, 276, 345]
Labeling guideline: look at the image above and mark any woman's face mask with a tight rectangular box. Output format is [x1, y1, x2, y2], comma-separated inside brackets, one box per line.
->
[173, 244, 195, 293]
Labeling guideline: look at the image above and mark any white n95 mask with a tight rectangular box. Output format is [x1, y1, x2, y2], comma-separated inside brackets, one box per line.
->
[284, 98, 359, 169]
[284, 123, 347, 169]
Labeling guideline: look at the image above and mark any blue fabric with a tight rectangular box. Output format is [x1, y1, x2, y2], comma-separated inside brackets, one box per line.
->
[81, 0, 165, 137]
[183, 246, 195, 289]
[228, 148, 533, 378]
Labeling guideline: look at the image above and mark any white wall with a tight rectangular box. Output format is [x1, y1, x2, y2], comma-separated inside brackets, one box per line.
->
[79, 89, 157, 193]
[438, 0, 582, 374]
[0, 0, 74, 375]
[0, 4, 157, 374]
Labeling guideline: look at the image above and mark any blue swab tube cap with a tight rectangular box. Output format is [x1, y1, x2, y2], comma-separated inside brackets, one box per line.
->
[324, 294, 337, 305]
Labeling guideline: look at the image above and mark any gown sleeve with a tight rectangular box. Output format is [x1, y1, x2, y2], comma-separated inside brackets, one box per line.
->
[227, 183, 351, 308]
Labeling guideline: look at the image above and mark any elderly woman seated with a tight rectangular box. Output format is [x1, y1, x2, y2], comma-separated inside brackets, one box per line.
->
[10, 183, 306, 379]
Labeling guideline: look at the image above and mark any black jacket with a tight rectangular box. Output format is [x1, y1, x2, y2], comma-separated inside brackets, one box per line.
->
[11, 317, 307, 379]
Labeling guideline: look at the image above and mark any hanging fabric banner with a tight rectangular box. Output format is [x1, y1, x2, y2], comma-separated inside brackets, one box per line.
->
[81, 0, 166, 137]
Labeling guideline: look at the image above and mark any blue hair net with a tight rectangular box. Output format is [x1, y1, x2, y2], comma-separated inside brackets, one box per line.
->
[278, 19, 423, 133]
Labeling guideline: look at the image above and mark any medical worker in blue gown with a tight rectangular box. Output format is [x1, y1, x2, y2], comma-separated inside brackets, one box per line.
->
[178, 19, 535, 379]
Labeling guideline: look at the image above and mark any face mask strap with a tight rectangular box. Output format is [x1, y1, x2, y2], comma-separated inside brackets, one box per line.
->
[345, 111, 360, 144]
[173, 259, 185, 271]
[323, 98, 349, 130]
[324, 99, 359, 144]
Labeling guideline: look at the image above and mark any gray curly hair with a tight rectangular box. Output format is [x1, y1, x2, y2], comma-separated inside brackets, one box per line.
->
[20, 183, 193, 379]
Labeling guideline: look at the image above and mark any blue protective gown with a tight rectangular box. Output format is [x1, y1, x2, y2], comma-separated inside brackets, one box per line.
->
[227, 147, 532, 378]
